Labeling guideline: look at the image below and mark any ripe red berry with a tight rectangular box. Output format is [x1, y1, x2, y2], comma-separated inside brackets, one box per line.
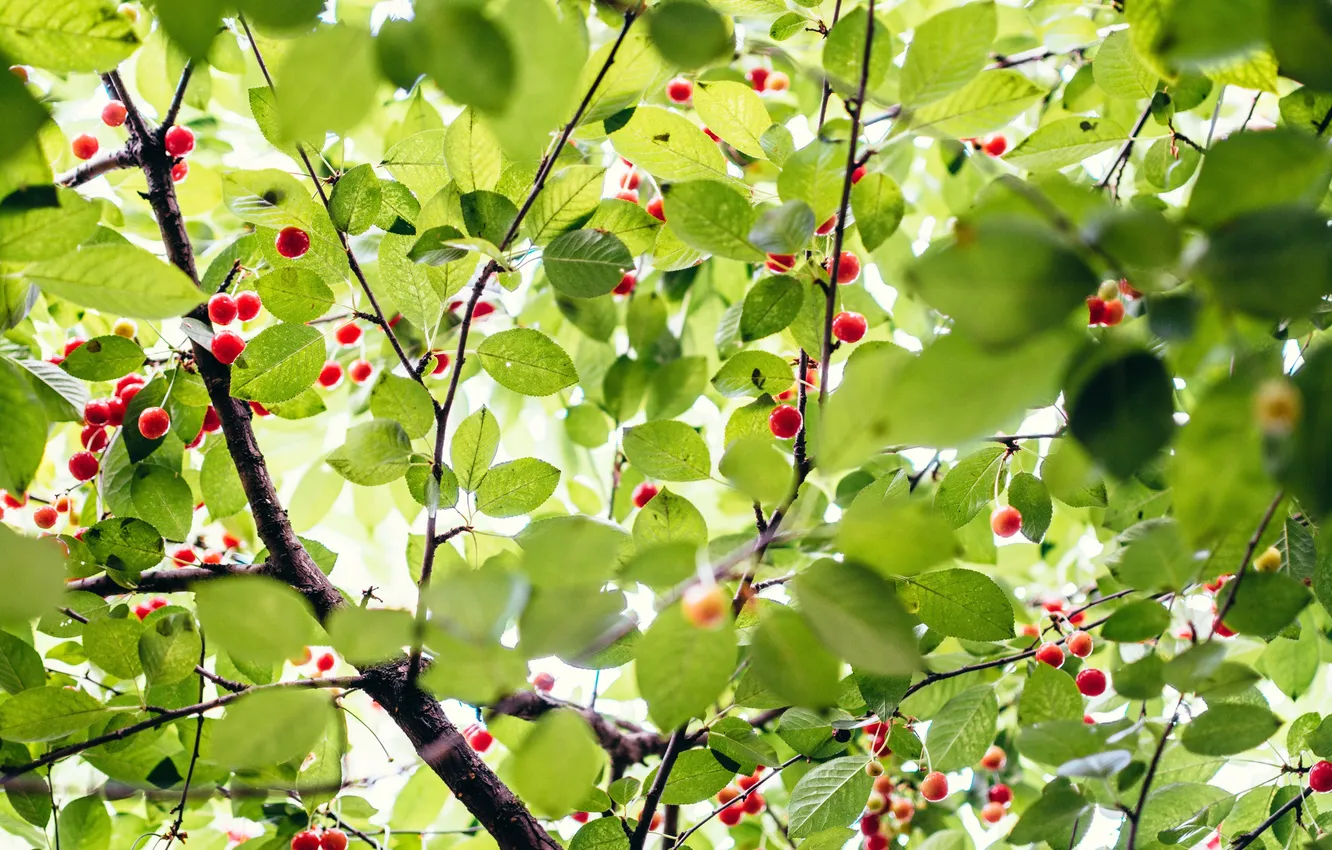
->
[920, 771, 949, 802]
[832, 311, 867, 343]
[613, 273, 637, 296]
[646, 197, 665, 221]
[115, 373, 142, 394]
[202, 406, 221, 433]
[275, 226, 310, 259]
[138, 406, 171, 440]
[990, 506, 1022, 537]
[851, 165, 867, 184]
[71, 134, 99, 161]
[1212, 618, 1236, 638]
[765, 253, 795, 273]
[719, 806, 743, 827]
[572, 812, 590, 824]
[172, 546, 196, 565]
[119, 383, 142, 404]
[469, 729, 494, 752]
[184, 426, 205, 450]
[163, 125, 195, 157]
[211, 331, 246, 365]
[34, 506, 57, 529]
[334, 322, 362, 346]
[747, 67, 770, 91]
[816, 215, 836, 236]
[1075, 668, 1107, 697]
[106, 396, 126, 427]
[769, 404, 802, 439]
[983, 136, 1008, 156]
[1043, 599, 1065, 614]
[825, 251, 861, 284]
[981, 801, 1006, 824]
[766, 71, 789, 91]
[632, 482, 659, 508]
[1103, 298, 1125, 326]
[615, 188, 640, 203]
[742, 792, 765, 814]
[620, 168, 641, 191]
[64, 338, 86, 356]
[320, 829, 348, 850]
[221, 533, 241, 549]
[987, 784, 1012, 805]
[1087, 296, 1108, 326]
[1020, 623, 1040, 638]
[1, 493, 22, 509]
[736, 769, 761, 791]
[291, 831, 320, 850]
[349, 360, 373, 384]
[235, 291, 262, 321]
[683, 584, 727, 629]
[315, 652, 335, 672]
[1067, 630, 1093, 658]
[979, 744, 1006, 771]
[718, 786, 740, 806]
[531, 672, 555, 692]
[208, 293, 238, 325]
[866, 835, 888, 850]
[69, 451, 99, 481]
[171, 161, 188, 183]
[1119, 279, 1143, 299]
[318, 361, 344, 388]
[84, 400, 109, 426]
[55, 496, 70, 513]
[9, 65, 27, 83]
[1035, 642, 1065, 668]
[666, 77, 693, 103]
[860, 813, 880, 835]
[430, 352, 451, 376]
[1311, 761, 1332, 793]
[101, 100, 128, 128]
[473, 302, 495, 319]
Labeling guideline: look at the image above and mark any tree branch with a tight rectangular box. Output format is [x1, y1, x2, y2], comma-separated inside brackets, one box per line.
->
[671, 756, 800, 848]
[161, 60, 194, 131]
[56, 145, 139, 187]
[65, 563, 265, 596]
[489, 692, 670, 768]
[1096, 100, 1154, 192]
[1228, 786, 1313, 850]
[631, 726, 688, 850]
[1126, 697, 1184, 850]
[1211, 490, 1284, 634]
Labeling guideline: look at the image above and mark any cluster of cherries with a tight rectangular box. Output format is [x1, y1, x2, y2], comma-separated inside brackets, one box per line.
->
[961, 136, 1008, 157]
[714, 768, 769, 826]
[70, 104, 196, 186]
[290, 646, 339, 674]
[289, 828, 347, 850]
[664, 65, 790, 108]
[465, 724, 495, 753]
[1088, 280, 1136, 326]
[206, 289, 263, 366]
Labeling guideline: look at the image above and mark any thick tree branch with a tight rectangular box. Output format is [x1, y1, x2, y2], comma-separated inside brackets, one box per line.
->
[490, 692, 670, 768]
[631, 726, 687, 850]
[56, 145, 139, 187]
[66, 563, 265, 596]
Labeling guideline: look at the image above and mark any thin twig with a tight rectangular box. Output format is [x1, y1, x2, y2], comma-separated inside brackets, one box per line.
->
[164, 635, 209, 847]
[630, 726, 687, 850]
[1212, 490, 1285, 634]
[161, 61, 194, 131]
[672, 757, 801, 848]
[56, 145, 139, 187]
[327, 811, 386, 850]
[1228, 787, 1313, 850]
[1097, 100, 1154, 192]
[1126, 697, 1184, 849]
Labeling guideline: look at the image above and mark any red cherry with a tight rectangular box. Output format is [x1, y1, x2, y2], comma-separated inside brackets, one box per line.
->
[981, 801, 1006, 824]
[990, 506, 1022, 537]
[172, 546, 196, 565]
[235, 291, 262, 321]
[620, 169, 641, 190]
[9, 65, 27, 83]
[65, 338, 86, 356]
[649, 812, 663, 832]
[34, 506, 57, 529]
[1075, 668, 1107, 697]
[202, 406, 221, 433]
[275, 227, 310, 259]
[1103, 299, 1125, 326]
[742, 792, 765, 814]
[291, 831, 321, 850]
[983, 136, 1008, 156]
[102, 100, 127, 127]
[531, 672, 555, 692]
[979, 744, 1006, 771]
[613, 273, 637, 296]
[211, 331, 246, 365]
[920, 771, 949, 802]
[171, 161, 188, 183]
[1042, 599, 1065, 614]
[221, 533, 241, 549]
[866, 835, 888, 850]
[163, 125, 195, 157]
[314, 652, 335, 672]
[320, 829, 348, 850]
[71, 134, 99, 161]
[1067, 630, 1093, 658]
[81, 425, 108, 452]
[1020, 623, 1040, 638]
[69, 451, 100, 481]
[318, 361, 344, 388]
[1035, 642, 1065, 668]
[615, 188, 640, 203]
[825, 251, 861, 284]
[430, 351, 451, 376]
[115, 373, 142, 394]
[334, 322, 363, 346]
[1, 493, 22, 509]
[768, 404, 802, 439]
[666, 77, 693, 103]
[832, 311, 867, 343]
[632, 482, 659, 508]
[106, 396, 126, 427]
[1119, 279, 1143, 299]
[646, 197, 665, 221]
[816, 215, 836, 236]
[208, 293, 238, 325]
[860, 814, 880, 835]
[718, 786, 740, 806]
[1310, 761, 1332, 793]
[719, 807, 743, 826]
[987, 784, 1012, 805]
[119, 383, 142, 404]
[736, 769, 761, 791]
[132, 604, 151, 620]
[138, 406, 171, 440]
[747, 67, 770, 91]
[851, 165, 866, 184]
[473, 302, 495, 319]
[572, 812, 590, 824]
[349, 360, 373, 384]
[765, 253, 796, 273]
[766, 71, 789, 92]
[1212, 618, 1236, 638]
[1068, 610, 1085, 626]
[469, 729, 494, 752]
[1087, 296, 1108, 326]
[54, 496, 70, 513]
[84, 400, 109, 426]
[682, 584, 727, 629]
[1084, 714, 1096, 724]
[185, 426, 204, 450]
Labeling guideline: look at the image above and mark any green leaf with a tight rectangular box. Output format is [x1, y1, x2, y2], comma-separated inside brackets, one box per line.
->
[711, 350, 795, 398]
[748, 200, 816, 254]
[839, 496, 961, 577]
[771, 12, 806, 40]
[934, 445, 1006, 528]
[0, 188, 100, 262]
[477, 328, 578, 396]
[740, 276, 805, 341]
[901, 568, 1015, 641]
[0, 358, 46, 495]
[822, 7, 894, 97]
[418, 3, 515, 113]
[1019, 663, 1083, 726]
[569, 818, 630, 850]
[610, 106, 731, 183]
[452, 407, 501, 492]
[0, 685, 105, 742]
[1185, 129, 1332, 229]
[408, 226, 470, 266]
[512, 709, 604, 817]
[1067, 350, 1174, 480]
[1181, 704, 1282, 756]
[693, 80, 772, 158]
[526, 166, 605, 246]
[909, 69, 1046, 137]
[59, 335, 144, 381]
[26, 244, 203, 319]
[1100, 599, 1172, 642]
[195, 576, 318, 665]
[130, 466, 193, 541]
[0, 0, 140, 72]
[1004, 117, 1129, 171]
[84, 516, 164, 576]
[1108, 519, 1196, 592]
[1092, 29, 1158, 99]
[636, 605, 736, 730]
[926, 685, 999, 771]
[1008, 472, 1053, 542]
[751, 607, 841, 708]
[138, 609, 202, 686]
[328, 163, 382, 235]
[658, 749, 735, 804]
[647, 0, 732, 69]
[444, 108, 502, 193]
[900, 1, 996, 107]
[327, 607, 415, 664]
[519, 515, 627, 588]
[1195, 207, 1332, 319]
[0, 630, 44, 693]
[708, 716, 780, 768]
[850, 173, 905, 251]
[17, 357, 87, 423]
[664, 181, 764, 261]
[328, 421, 414, 486]
[460, 190, 518, 244]
[200, 443, 246, 519]
[210, 687, 334, 770]
[787, 756, 875, 839]
[632, 487, 708, 549]
[82, 616, 143, 680]
[794, 559, 920, 675]
[370, 373, 435, 440]
[906, 219, 1097, 349]
[544, 229, 634, 298]
[381, 132, 448, 202]
[255, 268, 335, 324]
[623, 420, 712, 482]
[55, 796, 110, 850]
[1220, 571, 1311, 635]
[229, 323, 325, 404]
[276, 25, 379, 142]
[777, 140, 846, 223]
[0, 65, 46, 163]
[1008, 779, 1090, 846]
[476, 458, 561, 517]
